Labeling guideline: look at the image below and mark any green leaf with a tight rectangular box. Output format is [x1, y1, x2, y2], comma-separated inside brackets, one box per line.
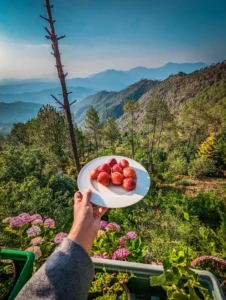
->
[150, 273, 166, 286]
[184, 212, 190, 221]
[188, 282, 200, 300]
[165, 272, 179, 284]
[172, 293, 189, 300]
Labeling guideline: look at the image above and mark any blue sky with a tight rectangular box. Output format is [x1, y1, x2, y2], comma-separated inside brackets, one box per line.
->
[0, 0, 226, 79]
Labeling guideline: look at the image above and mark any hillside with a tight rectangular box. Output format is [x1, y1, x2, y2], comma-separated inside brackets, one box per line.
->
[0, 102, 42, 123]
[72, 79, 159, 127]
[0, 62, 206, 94]
[117, 61, 226, 129]
[0, 86, 96, 105]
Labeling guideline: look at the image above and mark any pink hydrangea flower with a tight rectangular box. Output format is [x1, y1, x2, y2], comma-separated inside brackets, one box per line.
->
[93, 254, 107, 259]
[10, 217, 24, 228]
[100, 220, 108, 228]
[26, 246, 42, 260]
[32, 219, 43, 225]
[30, 237, 44, 246]
[119, 236, 126, 246]
[18, 213, 31, 224]
[126, 232, 138, 240]
[44, 218, 55, 228]
[2, 217, 12, 223]
[105, 222, 121, 232]
[30, 214, 43, 222]
[112, 248, 130, 260]
[54, 232, 68, 244]
[26, 225, 41, 237]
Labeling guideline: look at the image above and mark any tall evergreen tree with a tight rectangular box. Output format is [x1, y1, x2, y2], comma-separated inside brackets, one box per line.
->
[85, 107, 102, 152]
[104, 116, 119, 147]
[123, 100, 140, 158]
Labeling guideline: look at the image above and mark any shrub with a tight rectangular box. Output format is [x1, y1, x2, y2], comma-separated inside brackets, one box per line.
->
[188, 157, 218, 178]
[175, 180, 194, 186]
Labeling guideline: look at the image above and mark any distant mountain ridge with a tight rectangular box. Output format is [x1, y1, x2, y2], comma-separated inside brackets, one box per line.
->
[117, 61, 226, 130]
[0, 62, 207, 94]
[0, 86, 96, 105]
[72, 79, 159, 127]
[0, 102, 42, 123]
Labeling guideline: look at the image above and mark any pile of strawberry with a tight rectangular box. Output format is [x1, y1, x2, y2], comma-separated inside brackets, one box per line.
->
[90, 158, 136, 191]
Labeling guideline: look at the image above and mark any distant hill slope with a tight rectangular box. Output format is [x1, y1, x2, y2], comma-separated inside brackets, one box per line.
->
[72, 79, 159, 126]
[0, 62, 207, 94]
[0, 102, 42, 123]
[72, 79, 159, 127]
[0, 86, 96, 105]
[117, 61, 226, 129]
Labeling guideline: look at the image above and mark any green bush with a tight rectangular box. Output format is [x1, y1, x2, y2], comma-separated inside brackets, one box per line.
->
[188, 157, 218, 178]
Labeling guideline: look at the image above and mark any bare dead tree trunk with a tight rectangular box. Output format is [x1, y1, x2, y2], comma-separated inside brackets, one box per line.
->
[41, 0, 80, 174]
[131, 111, 134, 158]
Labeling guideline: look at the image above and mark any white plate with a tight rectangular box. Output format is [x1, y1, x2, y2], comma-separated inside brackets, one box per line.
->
[77, 155, 150, 208]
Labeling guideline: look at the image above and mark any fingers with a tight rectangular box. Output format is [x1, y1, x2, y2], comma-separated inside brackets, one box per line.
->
[82, 189, 92, 206]
[99, 207, 108, 217]
[74, 191, 82, 204]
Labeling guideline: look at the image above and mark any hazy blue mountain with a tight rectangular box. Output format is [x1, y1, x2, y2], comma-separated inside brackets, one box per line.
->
[0, 86, 96, 105]
[0, 62, 207, 94]
[0, 102, 42, 123]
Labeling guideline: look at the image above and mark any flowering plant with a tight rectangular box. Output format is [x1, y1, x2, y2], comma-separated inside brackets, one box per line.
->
[91, 221, 148, 262]
[2, 213, 67, 272]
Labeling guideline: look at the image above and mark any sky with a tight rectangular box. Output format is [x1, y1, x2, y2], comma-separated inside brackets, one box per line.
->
[0, 0, 226, 80]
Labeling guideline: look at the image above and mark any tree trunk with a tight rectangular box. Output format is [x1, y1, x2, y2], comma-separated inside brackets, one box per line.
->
[43, 0, 80, 174]
[157, 120, 164, 150]
[150, 118, 157, 157]
[131, 111, 134, 158]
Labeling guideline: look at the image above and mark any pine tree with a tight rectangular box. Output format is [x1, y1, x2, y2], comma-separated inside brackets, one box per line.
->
[104, 116, 119, 147]
[85, 107, 102, 152]
[197, 136, 216, 158]
[123, 100, 140, 158]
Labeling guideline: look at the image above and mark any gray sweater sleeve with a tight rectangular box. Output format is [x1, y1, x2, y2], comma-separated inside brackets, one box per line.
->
[16, 238, 94, 300]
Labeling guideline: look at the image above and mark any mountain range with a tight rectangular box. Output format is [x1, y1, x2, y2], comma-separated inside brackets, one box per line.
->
[0, 86, 96, 105]
[71, 61, 226, 129]
[0, 61, 212, 134]
[0, 62, 206, 95]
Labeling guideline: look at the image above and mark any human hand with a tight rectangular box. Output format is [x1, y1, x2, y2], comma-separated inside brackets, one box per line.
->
[68, 189, 107, 254]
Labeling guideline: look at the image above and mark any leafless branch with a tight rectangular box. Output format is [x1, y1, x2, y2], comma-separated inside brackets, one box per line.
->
[69, 100, 77, 106]
[51, 94, 64, 107]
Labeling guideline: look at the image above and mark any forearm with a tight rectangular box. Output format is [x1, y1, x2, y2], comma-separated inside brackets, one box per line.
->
[16, 238, 94, 300]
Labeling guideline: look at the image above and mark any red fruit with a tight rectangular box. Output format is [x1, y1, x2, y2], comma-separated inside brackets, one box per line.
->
[123, 167, 136, 179]
[119, 159, 129, 169]
[122, 178, 136, 191]
[90, 168, 100, 179]
[98, 163, 111, 174]
[112, 164, 123, 173]
[111, 172, 124, 185]
[108, 158, 117, 168]
[97, 172, 111, 187]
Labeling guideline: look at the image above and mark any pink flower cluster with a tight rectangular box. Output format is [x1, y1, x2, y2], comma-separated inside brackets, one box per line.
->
[30, 237, 44, 246]
[44, 218, 55, 228]
[26, 246, 42, 260]
[105, 222, 121, 232]
[112, 248, 130, 260]
[100, 220, 108, 228]
[9, 216, 28, 228]
[119, 232, 138, 246]
[2, 213, 45, 228]
[26, 225, 41, 237]
[54, 232, 68, 244]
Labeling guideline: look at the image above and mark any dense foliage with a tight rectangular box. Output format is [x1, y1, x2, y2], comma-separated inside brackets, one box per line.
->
[0, 62, 226, 296]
